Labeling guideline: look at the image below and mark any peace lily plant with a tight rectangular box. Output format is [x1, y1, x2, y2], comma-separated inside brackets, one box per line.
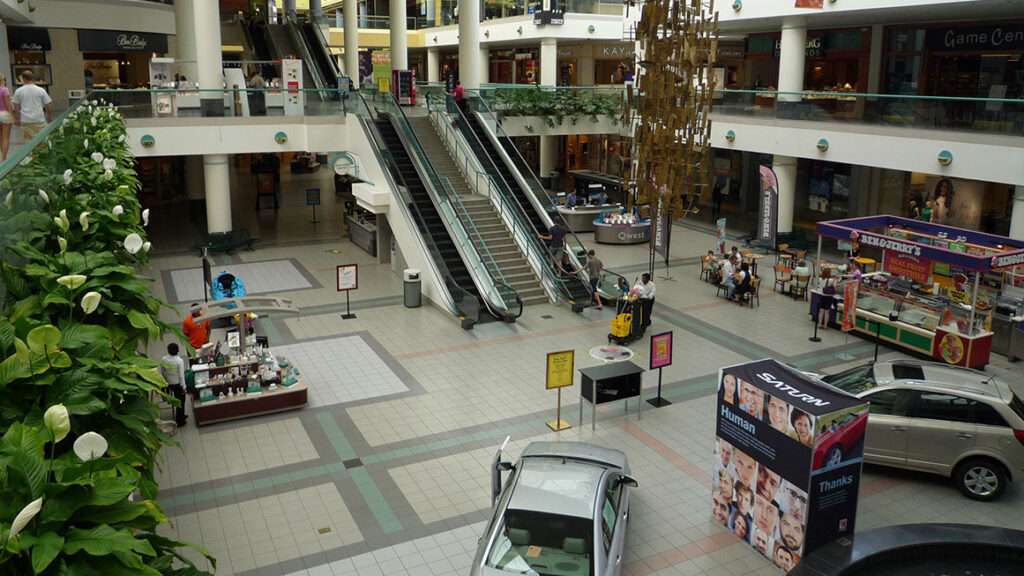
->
[0, 99, 214, 574]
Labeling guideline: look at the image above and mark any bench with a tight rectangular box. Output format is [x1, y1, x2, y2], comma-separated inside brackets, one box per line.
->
[194, 229, 259, 256]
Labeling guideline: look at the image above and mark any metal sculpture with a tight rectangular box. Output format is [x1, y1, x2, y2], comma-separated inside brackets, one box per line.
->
[624, 0, 719, 219]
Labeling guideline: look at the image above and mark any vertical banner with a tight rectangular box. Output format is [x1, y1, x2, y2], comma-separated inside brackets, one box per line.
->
[372, 49, 391, 92]
[713, 359, 867, 572]
[758, 165, 779, 248]
[652, 186, 672, 263]
[716, 217, 728, 255]
[841, 281, 858, 332]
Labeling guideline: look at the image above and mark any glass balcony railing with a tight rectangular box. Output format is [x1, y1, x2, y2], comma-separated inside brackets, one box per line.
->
[713, 89, 1024, 136]
[87, 88, 353, 119]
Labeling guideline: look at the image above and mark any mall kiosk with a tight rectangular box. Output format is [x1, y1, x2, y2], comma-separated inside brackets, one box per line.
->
[814, 215, 1024, 369]
[188, 296, 305, 426]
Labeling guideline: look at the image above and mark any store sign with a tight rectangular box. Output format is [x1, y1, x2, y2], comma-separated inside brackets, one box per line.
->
[77, 30, 168, 53]
[758, 166, 778, 248]
[773, 35, 823, 58]
[8, 27, 51, 51]
[714, 359, 867, 572]
[858, 233, 922, 257]
[927, 24, 1024, 52]
[884, 250, 932, 285]
[600, 46, 635, 59]
[992, 251, 1024, 269]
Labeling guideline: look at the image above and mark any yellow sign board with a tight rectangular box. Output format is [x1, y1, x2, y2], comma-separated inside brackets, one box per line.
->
[546, 350, 575, 390]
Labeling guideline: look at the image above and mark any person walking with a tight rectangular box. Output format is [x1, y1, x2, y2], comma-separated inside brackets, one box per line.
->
[12, 70, 52, 143]
[0, 74, 12, 160]
[586, 249, 604, 310]
[160, 343, 188, 427]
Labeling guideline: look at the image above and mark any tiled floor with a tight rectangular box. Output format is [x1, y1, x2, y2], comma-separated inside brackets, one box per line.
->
[145, 223, 1024, 576]
[167, 259, 317, 303]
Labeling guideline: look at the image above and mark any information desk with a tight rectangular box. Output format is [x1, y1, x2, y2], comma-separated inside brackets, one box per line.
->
[578, 361, 643, 430]
[594, 220, 651, 245]
[569, 170, 624, 203]
[557, 204, 620, 233]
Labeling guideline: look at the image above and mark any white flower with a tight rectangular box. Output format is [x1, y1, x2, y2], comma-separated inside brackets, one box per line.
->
[142, 209, 150, 227]
[90, 116, 97, 127]
[80, 291, 101, 314]
[55, 209, 70, 232]
[73, 432, 108, 462]
[21, 155, 31, 166]
[37, 189, 48, 204]
[118, 134, 126, 143]
[4, 191, 12, 208]
[102, 169, 113, 181]
[8, 497, 43, 542]
[57, 237, 67, 253]
[79, 211, 91, 231]
[43, 404, 71, 443]
[90, 152, 104, 163]
[56, 274, 87, 290]
[102, 158, 116, 171]
[63, 169, 73, 186]
[83, 139, 88, 149]
[142, 241, 151, 253]
[112, 205, 124, 218]
[123, 233, 143, 254]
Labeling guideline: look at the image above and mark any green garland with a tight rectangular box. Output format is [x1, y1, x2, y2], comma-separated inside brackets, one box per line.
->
[489, 86, 622, 127]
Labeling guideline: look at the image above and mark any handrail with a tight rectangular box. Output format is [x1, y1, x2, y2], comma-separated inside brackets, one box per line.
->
[306, 17, 341, 79]
[469, 94, 593, 293]
[284, 17, 327, 101]
[715, 88, 1024, 105]
[369, 91, 520, 320]
[425, 92, 561, 306]
[353, 91, 474, 322]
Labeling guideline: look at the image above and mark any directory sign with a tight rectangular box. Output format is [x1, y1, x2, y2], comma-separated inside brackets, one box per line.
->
[712, 359, 868, 572]
[336, 264, 358, 292]
[546, 350, 575, 390]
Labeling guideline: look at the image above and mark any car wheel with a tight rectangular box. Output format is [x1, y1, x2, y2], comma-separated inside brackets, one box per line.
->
[826, 445, 843, 467]
[954, 458, 1007, 501]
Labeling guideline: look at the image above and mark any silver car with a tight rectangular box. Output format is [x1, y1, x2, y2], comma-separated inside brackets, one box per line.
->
[471, 440, 637, 576]
[820, 360, 1024, 501]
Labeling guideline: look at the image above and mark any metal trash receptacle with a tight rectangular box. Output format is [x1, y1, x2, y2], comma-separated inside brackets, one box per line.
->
[403, 269, 421, 308]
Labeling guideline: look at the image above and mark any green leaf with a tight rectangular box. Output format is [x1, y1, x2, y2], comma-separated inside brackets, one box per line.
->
[0, 318, 16, 354]
[30, 531, 63, 575]
[63, 393, 106, 415]
[75, 500, 149, 525]
[59, 323, 111, 350]
[26, 325, 61, 353]
[63, 525, 157, 557]
[42, 293, 72, 308]
[126, 310, 159, 342]
[1, 423, 48, 497]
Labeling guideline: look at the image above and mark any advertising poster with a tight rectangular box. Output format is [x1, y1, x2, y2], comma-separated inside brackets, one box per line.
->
[372, 49, 392, 91]
[841, 281, 858, 332]
[649, 331, 673, 370]
[716, 218, 728, 255]
[712, 359, 868, 572]
[652, 186, 672, 262]
[883, 250, 932, 285]
[545, 350, 575, 390]
[758, 165, 779, 248]
[795, 0, 824, 7]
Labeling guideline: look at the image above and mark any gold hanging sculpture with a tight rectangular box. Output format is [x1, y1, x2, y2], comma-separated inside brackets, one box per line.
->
[624, 0, 718, 218]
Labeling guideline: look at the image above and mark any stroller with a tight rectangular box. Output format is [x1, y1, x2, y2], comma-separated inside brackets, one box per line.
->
[608, 293, 645, 345]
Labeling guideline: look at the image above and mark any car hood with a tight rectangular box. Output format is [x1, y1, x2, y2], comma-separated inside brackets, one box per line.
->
[521, 441, 629, 473]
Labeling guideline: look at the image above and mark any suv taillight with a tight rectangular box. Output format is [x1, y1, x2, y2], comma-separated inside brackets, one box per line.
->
[1015, 430, 1024, 447]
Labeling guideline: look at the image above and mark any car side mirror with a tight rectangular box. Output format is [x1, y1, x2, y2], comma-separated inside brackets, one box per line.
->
[491, 436, 512, 505]
[618, 474, 639, 489]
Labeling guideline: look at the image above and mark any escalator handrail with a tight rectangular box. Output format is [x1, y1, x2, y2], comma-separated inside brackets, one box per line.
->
[439, 93, 582, 303]
[353, 92, 479, 323]
[425, 92, 571, 305]
[469, 93, 594, 291]
[380, 92, 520, 320]
[283, 17, 327, 100]
[304, 18, 340, 79]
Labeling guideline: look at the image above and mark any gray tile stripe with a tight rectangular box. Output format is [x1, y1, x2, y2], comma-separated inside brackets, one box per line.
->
[160, 257, 323, 305]
[651, 300, 780, 361]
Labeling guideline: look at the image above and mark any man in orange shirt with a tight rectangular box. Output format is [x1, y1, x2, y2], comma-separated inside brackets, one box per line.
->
[182, 304, 211, 350]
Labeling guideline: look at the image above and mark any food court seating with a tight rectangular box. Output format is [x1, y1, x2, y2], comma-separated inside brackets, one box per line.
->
[791, 273, 811, 300]
[700, 255, 714, 282]
[773, 263, 792, 293]
[742, 275, 761, 308]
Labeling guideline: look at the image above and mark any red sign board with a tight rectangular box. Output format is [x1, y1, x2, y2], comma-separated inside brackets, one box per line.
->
[650, 331, 673, 370]
[884, 250, 932, 285]
[842, 281, 858, 332]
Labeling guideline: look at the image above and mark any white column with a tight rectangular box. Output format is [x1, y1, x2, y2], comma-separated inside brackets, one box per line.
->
[1010, 187, 1024, 241]
[457, 0, 480, 89]
[284, 0, 297, 19]
[203, 155, 232, 234]
[773, 155, 798, 235]
[427, 47, 440, 83]
[173, 0, 197, 82]
[390, 0, 408, 69]
[540, 38, 557, 86]
[192, 0, 224, 116]
[778, 17, 806, 102]
[310, 0, 324, 20]
[344, 0, 359, 88]
[479, 46, 489, 84]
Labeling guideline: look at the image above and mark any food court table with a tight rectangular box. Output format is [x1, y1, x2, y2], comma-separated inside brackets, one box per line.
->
[594, 220, 651, 244]
[579, 361, 643, 430]
[558, 204, 621, 233]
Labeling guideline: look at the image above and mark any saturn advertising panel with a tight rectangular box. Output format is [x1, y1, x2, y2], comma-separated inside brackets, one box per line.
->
[712, 359, 868, 571]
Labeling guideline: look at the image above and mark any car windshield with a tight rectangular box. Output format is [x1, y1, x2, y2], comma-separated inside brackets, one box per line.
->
[486, 509, 593, 576]
[822, 364, 876, 395]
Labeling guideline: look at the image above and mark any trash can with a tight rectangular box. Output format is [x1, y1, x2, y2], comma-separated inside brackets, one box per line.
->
[403, 269, 421, 308]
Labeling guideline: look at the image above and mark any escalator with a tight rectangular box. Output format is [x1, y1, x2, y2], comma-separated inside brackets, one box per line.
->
[246, 19, 275, 61]
[299, 20, 338, 90]
[266, 21, 319, 94]
[456, 100, 593, 307]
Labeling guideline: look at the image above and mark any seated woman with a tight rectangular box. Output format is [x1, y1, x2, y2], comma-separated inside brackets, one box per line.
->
[730, 262, 751, 301]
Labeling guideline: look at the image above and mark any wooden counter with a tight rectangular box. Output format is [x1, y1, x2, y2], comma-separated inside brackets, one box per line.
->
[192, 379, 308, 427]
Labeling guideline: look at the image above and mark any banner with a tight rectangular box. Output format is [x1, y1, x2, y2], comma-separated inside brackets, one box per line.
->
[716, 218, 728, 255]
[883, 250, 932, 285]
[841, 281, 857, 332]
[546, 350, 575, 390]
[652, 186, 672, 262]
[371, 49, 391, 92]
[650, 332, 673, 370]
[758, 165, 779, 248]
[713, 359, 867, 572]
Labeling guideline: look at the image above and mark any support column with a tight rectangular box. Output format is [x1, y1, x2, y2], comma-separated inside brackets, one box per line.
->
[344, 0, 359, 88]
[192, 0, 224, 116]
[284, 0, 297, 19]
[427, 47, 440, 83]
[778, 17, 806, 102]
[773, 155, 798, 235]
[335, 8, 343, 27]
[1010, 187, 1024, 241]
[540, 37, 557, 86]
[310, 0, 324, 20]
[203, 155, 232, 234]
[540, 136, 559, 183]
[479, 46, 489, 84]
[173, 0, 197, 82]
[457, 0, 480, 88]
[390, 0, 408, 70]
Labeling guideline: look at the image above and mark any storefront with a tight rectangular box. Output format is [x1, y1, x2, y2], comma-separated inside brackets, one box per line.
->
[883, 172, 1016, 235]
[77, 29, 169, 89]
[745, 28, 871, 93]
[8, 27, 53, 89]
